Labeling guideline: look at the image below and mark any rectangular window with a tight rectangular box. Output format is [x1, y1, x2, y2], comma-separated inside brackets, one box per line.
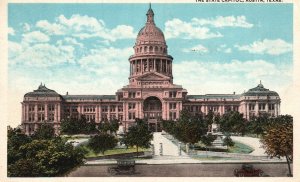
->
[38, 105, 44, 111]
[49, 113, 54, 121]
[129, 112, 135, 120]
[29, 105, 35, 112]
[72, 106, 77, 112]
[129, 92, 136, 98]
[102, 106, 108, 112]
[29, 114, 35, 122]
[169, 103, 176, 110]
[259, 103, 266, 110]
[169, 91, 177, 98]
[268, 104, 275, 110]
[128, 103, 136, 110]
[249, 104, 255, 111]
[48, 104, 55, 111]
[110, 105, 116, 112]
[38, 113, 44, 121]
[169, 111, 176, 120]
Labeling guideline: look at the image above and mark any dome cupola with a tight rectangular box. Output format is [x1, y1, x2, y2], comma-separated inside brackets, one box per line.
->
[134, 3, 167, 55]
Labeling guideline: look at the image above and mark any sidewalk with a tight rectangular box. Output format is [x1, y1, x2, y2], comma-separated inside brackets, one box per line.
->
[151, 132, 187, 156]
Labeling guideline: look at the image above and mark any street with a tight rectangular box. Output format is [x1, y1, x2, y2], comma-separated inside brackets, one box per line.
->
[68, 162, 292, 177]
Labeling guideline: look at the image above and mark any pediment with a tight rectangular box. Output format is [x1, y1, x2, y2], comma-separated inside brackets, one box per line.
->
[136, 72, 170, 81]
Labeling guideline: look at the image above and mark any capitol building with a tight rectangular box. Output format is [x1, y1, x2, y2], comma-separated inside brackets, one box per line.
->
[21, 6, 281, 135]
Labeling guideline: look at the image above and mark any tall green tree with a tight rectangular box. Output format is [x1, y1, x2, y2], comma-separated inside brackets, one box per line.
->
[220, 111, 246, 135]
[123, 119, 153, 157]
[261, 115, 293, 176]
[87, 133, 117, 155]
[247, 113, 269, 137]
[32, 123, 55, 140]
[7, 127, 32, 165]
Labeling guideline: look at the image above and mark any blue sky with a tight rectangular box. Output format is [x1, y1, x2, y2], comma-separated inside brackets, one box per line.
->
[8, 3, 293, 126]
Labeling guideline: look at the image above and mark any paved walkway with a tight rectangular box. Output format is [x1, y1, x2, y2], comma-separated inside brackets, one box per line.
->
[231, 136, 267, 156]
[151, 132, 187, 156]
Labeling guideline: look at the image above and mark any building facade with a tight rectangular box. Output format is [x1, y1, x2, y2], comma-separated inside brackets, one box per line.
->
[21, 6, 281, 135]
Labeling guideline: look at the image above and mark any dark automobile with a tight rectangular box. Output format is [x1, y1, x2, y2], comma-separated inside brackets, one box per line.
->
[234, 164, 264, 177]
[108, 159, 135, 175]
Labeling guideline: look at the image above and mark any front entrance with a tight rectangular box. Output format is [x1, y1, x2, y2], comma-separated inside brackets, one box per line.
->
[143, 96, 162, 132]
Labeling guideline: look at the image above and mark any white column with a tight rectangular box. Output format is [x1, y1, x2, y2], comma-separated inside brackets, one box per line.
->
[96, 105, 99, 123]
[54, 104, 58, 122]
[25, 104, 29, 121]
[255, 101, 259, 116]
[99, 105, 102, 121]
[34, 104, 38, 122]
[21, 104, 24, 122]
[45, 103, 48, 121]
[58, 104, 61, 122]
[108, 105, 111, 121]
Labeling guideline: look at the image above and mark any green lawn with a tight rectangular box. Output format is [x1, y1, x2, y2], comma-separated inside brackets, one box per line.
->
[228, 141, 254, 154]
[79, 145, 151, 158]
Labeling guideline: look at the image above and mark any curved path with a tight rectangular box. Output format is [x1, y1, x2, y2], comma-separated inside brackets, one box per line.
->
[231, 136, 267, 156]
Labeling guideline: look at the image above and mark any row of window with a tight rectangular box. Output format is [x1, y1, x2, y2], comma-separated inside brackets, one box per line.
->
[28, 104, 55, 112]
[249, 103, 276, 111]
[135, 46, 167, 54]
[183, 105, 239, 112]
[28, 113, 54, 122]
[64, 105, 124, 113]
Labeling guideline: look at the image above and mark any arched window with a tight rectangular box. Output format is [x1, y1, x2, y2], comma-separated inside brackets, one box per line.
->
[155, 46, 158, 52]
[163, 48, 166, 54]
[149, 46, 153, 53]
[144, 46, 148, 52]
[160, 47, 163, 52]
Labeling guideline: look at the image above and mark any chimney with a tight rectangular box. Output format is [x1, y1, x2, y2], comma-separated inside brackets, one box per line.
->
[233, 91, 235, 95]
[66, 91, 68, 95]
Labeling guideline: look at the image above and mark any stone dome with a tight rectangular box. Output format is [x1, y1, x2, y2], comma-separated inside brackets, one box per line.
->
[24, 83, 60, 97]
[135, 5, 166, 46]
[243, 81, 279, 97]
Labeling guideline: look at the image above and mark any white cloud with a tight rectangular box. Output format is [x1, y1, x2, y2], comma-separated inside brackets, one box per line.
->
[173, 59, 292, 95]
[192, 16, 253, 28]
[78, 47, 133, 76]
[8, 27, 15, 35]
[36, 20, 65, 35]
[8, 41, 23, 59]
[182, 44, 208, 53]
[235, 39, 292, 55]
[56, 37, 83, 48]
[22, 31, 50, 43]
[10, 43, 74, 67]
[164, 18, 222, 39]
[217, 44, 232, 53]
[36, 14, 136, 41]
[23, 23, 31, 32]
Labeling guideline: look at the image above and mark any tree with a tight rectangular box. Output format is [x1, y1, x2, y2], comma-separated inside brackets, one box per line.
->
[247, 113, 269, 137]
[201, 134, 216, 157]
[220, 111, 246, 135]
[87, 133, 117, 155]
[173, 110, 207, 145]
[32, 123, 55, 140]
[261, 115, 293, 176]
[223, 135, 234, 149]
[7, 127, 32, 165]
[60, 116, 97, 134]
[123, 119, 153, 157]
[8, 138, 85, 177]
